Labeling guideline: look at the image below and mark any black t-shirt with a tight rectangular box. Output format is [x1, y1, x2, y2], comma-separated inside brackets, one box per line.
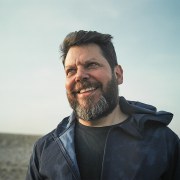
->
[75, 121, 112, 180]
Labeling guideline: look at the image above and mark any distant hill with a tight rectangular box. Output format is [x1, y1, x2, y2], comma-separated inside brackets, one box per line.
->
[0, 133, 41, 180]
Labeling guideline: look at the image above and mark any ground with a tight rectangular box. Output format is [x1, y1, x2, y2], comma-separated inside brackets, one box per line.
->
[0, 133, 41, 180]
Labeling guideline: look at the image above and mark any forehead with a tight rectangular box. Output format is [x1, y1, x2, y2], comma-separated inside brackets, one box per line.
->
[64, 43, 108, 67]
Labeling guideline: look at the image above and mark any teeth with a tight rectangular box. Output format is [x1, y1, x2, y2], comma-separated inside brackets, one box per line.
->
[80, 87, 95, 93]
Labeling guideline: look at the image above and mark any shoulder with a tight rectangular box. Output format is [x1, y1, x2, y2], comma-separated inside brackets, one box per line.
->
[33, 116, 71, 154]
[32, 129, 56, 159]
[144, 120, 179, 138]
[143, 121, 180, 150]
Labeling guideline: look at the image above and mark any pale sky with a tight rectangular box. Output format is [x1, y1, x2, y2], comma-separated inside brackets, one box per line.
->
[0, 0, 179, 136]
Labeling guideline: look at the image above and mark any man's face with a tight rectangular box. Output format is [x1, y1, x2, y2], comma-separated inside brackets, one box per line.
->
[64, 43, 123, 121]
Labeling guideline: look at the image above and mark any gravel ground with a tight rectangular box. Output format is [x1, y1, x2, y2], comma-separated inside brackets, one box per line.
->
[0, 133, 41, 180]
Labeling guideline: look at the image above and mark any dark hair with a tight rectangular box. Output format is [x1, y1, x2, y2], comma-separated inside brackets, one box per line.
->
[60, 30, 118, 69]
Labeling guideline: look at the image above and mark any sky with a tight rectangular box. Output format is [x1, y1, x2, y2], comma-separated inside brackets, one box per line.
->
[0, 0, 179, 136]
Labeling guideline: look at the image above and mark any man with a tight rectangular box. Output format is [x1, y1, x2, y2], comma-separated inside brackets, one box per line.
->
[26, 30, 180, 180]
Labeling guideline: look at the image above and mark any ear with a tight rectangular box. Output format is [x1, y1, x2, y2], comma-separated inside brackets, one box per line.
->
[114, 65, 123, 85]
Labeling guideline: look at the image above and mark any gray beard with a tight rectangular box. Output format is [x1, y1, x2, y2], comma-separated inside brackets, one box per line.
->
[68, 73, 119, 121]
[74, 95, 109, 121]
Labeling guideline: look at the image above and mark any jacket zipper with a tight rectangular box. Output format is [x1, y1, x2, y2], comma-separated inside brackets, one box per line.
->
[54, 136, 81, 180]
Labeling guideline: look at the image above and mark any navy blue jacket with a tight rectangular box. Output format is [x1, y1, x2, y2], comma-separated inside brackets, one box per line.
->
[26, 97, 180, 180]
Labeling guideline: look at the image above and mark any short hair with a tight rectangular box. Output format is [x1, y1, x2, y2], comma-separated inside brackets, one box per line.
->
[60, 30, 118, 69]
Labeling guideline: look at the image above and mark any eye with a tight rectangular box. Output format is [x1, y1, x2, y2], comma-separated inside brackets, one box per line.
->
[86, 62, 99, 69]
[66, 68, 76, 77]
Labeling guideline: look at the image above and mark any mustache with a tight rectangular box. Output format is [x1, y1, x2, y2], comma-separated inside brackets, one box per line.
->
[67, 80, 101, 95]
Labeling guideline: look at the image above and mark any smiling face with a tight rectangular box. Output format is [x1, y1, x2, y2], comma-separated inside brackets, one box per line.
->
[64, 43, 123, 121]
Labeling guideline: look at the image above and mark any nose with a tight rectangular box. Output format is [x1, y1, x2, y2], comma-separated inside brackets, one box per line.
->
[75, 68, 89, 82]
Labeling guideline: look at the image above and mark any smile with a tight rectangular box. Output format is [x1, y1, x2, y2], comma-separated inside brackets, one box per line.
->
[79, 87, 96, 94]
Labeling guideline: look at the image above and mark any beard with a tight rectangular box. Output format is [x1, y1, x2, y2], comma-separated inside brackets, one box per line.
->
[66, 74, 119, 121]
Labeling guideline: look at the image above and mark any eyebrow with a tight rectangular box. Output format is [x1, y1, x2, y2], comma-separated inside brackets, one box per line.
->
[64, 65, 75, 70]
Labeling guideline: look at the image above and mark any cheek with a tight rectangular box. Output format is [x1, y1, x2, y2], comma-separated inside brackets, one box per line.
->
[65, 79, 75, 92]
[101, 75, 114, 90]
[95, 71, 112, 83]
[65, 78, 74, 92]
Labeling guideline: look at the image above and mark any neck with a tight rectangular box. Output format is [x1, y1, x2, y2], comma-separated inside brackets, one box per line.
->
[78, 104, 128, 127]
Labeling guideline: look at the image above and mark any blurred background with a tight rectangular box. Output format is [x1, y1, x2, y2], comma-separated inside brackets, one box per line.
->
[0, 0, 179, 179]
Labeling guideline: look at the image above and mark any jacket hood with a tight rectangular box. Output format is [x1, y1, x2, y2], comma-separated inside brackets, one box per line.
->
[119, 96, 173, 129]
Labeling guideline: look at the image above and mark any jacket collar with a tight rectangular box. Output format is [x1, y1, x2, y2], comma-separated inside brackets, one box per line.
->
[53, 96, 173, 139]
